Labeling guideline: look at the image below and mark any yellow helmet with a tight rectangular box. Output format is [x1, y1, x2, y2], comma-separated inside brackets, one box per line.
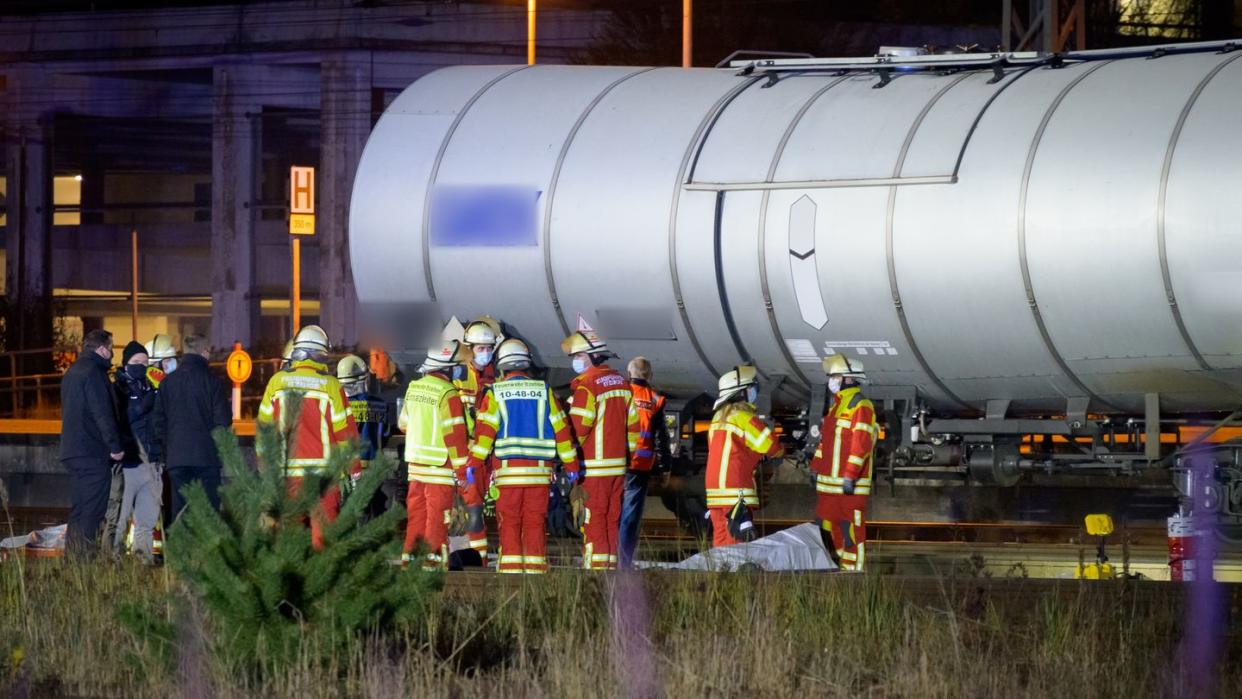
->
[421, 339, 470, 372]
[495, 338, 532, 371]
[463, 316, 502, 346]
[714, 365, 759, 410]
[292, 324, 330, 354]
[336, 354, 369, 386]
[560, 329, 609, 357]
[822, 354, 866, 380]
[146, 334, 176, 362]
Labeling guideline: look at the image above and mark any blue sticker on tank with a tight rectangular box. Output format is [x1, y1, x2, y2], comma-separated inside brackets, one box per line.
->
[430, 185, 540, 247]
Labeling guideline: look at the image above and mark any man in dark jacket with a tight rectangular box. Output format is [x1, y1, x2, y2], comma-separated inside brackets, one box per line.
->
[151, 334, 232, 523]
[60, 328, 124, 558]
[113, 340, 163, 560]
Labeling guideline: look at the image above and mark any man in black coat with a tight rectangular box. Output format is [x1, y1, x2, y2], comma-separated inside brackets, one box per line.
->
[60, 328, 124, 558]
[151, 334, 232, 523]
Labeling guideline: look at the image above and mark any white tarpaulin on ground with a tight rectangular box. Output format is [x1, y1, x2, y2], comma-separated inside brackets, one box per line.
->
[0, 523, 67, 553]
[638, 522, 838, 572]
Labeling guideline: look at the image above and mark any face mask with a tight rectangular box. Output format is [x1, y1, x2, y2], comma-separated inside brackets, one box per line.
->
[828, 376, 843, 394]
[572, 357, 589, 374]
[126, 364, 147, 380]
[473, 350, 493, 369]
[746, 386, 759, 404]
[163, 358, 178, 374]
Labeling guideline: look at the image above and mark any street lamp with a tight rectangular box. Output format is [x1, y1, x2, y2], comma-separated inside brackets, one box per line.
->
[528, 0, 536, 65]
[683, 0, 692, 67]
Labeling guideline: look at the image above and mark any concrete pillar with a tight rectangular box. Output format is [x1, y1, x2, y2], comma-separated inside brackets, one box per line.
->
[318, 51, 372, 349]
[3, 68, 54, 371]
[210, 64, 259, 350]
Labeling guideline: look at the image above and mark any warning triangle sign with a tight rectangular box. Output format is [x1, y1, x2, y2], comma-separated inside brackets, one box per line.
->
[576, 313, 594, 333]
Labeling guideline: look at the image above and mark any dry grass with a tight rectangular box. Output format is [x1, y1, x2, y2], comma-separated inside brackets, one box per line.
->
[1, 559, 1238, 698]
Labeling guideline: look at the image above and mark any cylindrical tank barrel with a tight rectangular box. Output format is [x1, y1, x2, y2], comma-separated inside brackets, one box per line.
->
[350, 48, 1242, 415]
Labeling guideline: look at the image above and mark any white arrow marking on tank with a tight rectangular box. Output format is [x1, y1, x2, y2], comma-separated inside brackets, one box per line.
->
[788, 195, 828, 330]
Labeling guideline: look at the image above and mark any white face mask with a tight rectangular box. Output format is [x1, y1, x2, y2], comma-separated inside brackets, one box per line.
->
[828, 376, 843, 394]
[572, 357, 589, 374]
[163, 358, 178, 374]
[473, 350, 493, 369]
[746, 386, 759, 404]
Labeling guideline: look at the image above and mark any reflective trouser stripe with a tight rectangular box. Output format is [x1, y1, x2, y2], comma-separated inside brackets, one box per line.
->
[705, 488, 758, 508]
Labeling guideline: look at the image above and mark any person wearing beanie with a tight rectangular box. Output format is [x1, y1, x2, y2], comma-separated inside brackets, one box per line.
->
[111, 339, 163, 562]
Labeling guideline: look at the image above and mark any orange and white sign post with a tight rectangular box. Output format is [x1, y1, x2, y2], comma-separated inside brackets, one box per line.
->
[226, 342, 253, 421]
[289, 166, 315, 333]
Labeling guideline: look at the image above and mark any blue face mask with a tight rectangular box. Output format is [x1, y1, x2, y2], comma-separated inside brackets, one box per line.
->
[572, 357, 589, 374]
[746, 386, 759, 404]
[163, 358, 178, 374]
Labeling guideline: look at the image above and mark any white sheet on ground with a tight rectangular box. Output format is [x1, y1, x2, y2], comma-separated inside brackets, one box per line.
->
[1, 523, 67, 551]
[637, 522, 838, 572]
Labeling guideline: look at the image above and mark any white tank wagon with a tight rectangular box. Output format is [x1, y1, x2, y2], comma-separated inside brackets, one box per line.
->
[351, 42, 1242, 504]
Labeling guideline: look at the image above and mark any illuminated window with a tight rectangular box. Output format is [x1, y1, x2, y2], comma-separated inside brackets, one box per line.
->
[1116, 0, 1199, 39]
[53, 175, 82, 226]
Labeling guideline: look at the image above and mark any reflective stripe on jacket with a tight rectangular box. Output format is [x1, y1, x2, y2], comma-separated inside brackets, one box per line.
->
[705, 402, 781, 508]
[567, 365, 638, 477]
[398, 373, 470, 483]
[811, 387, 878, 495]
[256, 359, 358, 477]
[629, 381, 666, 472]
[466, 372, 580, 487]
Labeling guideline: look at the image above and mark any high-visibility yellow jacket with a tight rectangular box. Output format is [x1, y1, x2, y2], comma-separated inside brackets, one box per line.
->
[466, 370, 580, 487]
[705, 402, 782, 508]
[257, 359, 359, 477]
[398, 373, 470, 486]
[812, 386, 878, 495]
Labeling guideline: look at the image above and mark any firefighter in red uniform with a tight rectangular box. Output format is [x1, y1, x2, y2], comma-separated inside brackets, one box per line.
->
[455, 316, 501, 564]
[563, 329, 638, 570]
[398, 338, 472, 570]
[466, 338, 580, 574]
[256, 325, 360, 550]
[812, 355, 878, 571]
[705, 365, 783, 548]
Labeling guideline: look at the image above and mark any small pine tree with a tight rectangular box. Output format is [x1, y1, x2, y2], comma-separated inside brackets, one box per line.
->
[166, 400, 438, 668]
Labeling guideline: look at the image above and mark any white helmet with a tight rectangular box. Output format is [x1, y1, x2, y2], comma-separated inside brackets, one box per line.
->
[146, 334, 176, 362]
[495, 338, 533, 372]
[822, 354, 867, 381]
[420, 339, 470, 373]
[714, 365, 759, 410]
[292, 324, 330, 355]
[463, 316, 502, 347]
[336, 354, 369, 386]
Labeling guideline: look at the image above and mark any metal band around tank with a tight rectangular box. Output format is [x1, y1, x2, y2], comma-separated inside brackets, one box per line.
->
[885, 73, 975, 411]
[667, 74, 765, 381]
[1156, 52, 1242, 373]
[542, 68, 657, 336]
[1017, 61, 1118, 410]
[419, 66, 529, 302]
[756, 76, 851, 390]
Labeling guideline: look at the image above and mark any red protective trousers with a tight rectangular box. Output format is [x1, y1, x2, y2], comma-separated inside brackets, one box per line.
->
[286, 478, 340, 551]
[582, 475, 622, 570]
[817, 493, 868, 571]
[463, 459, 493, 563]
[405, 481, 456, 570]
[496, 485, 550, 574]
[707, 507, 754, 549]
